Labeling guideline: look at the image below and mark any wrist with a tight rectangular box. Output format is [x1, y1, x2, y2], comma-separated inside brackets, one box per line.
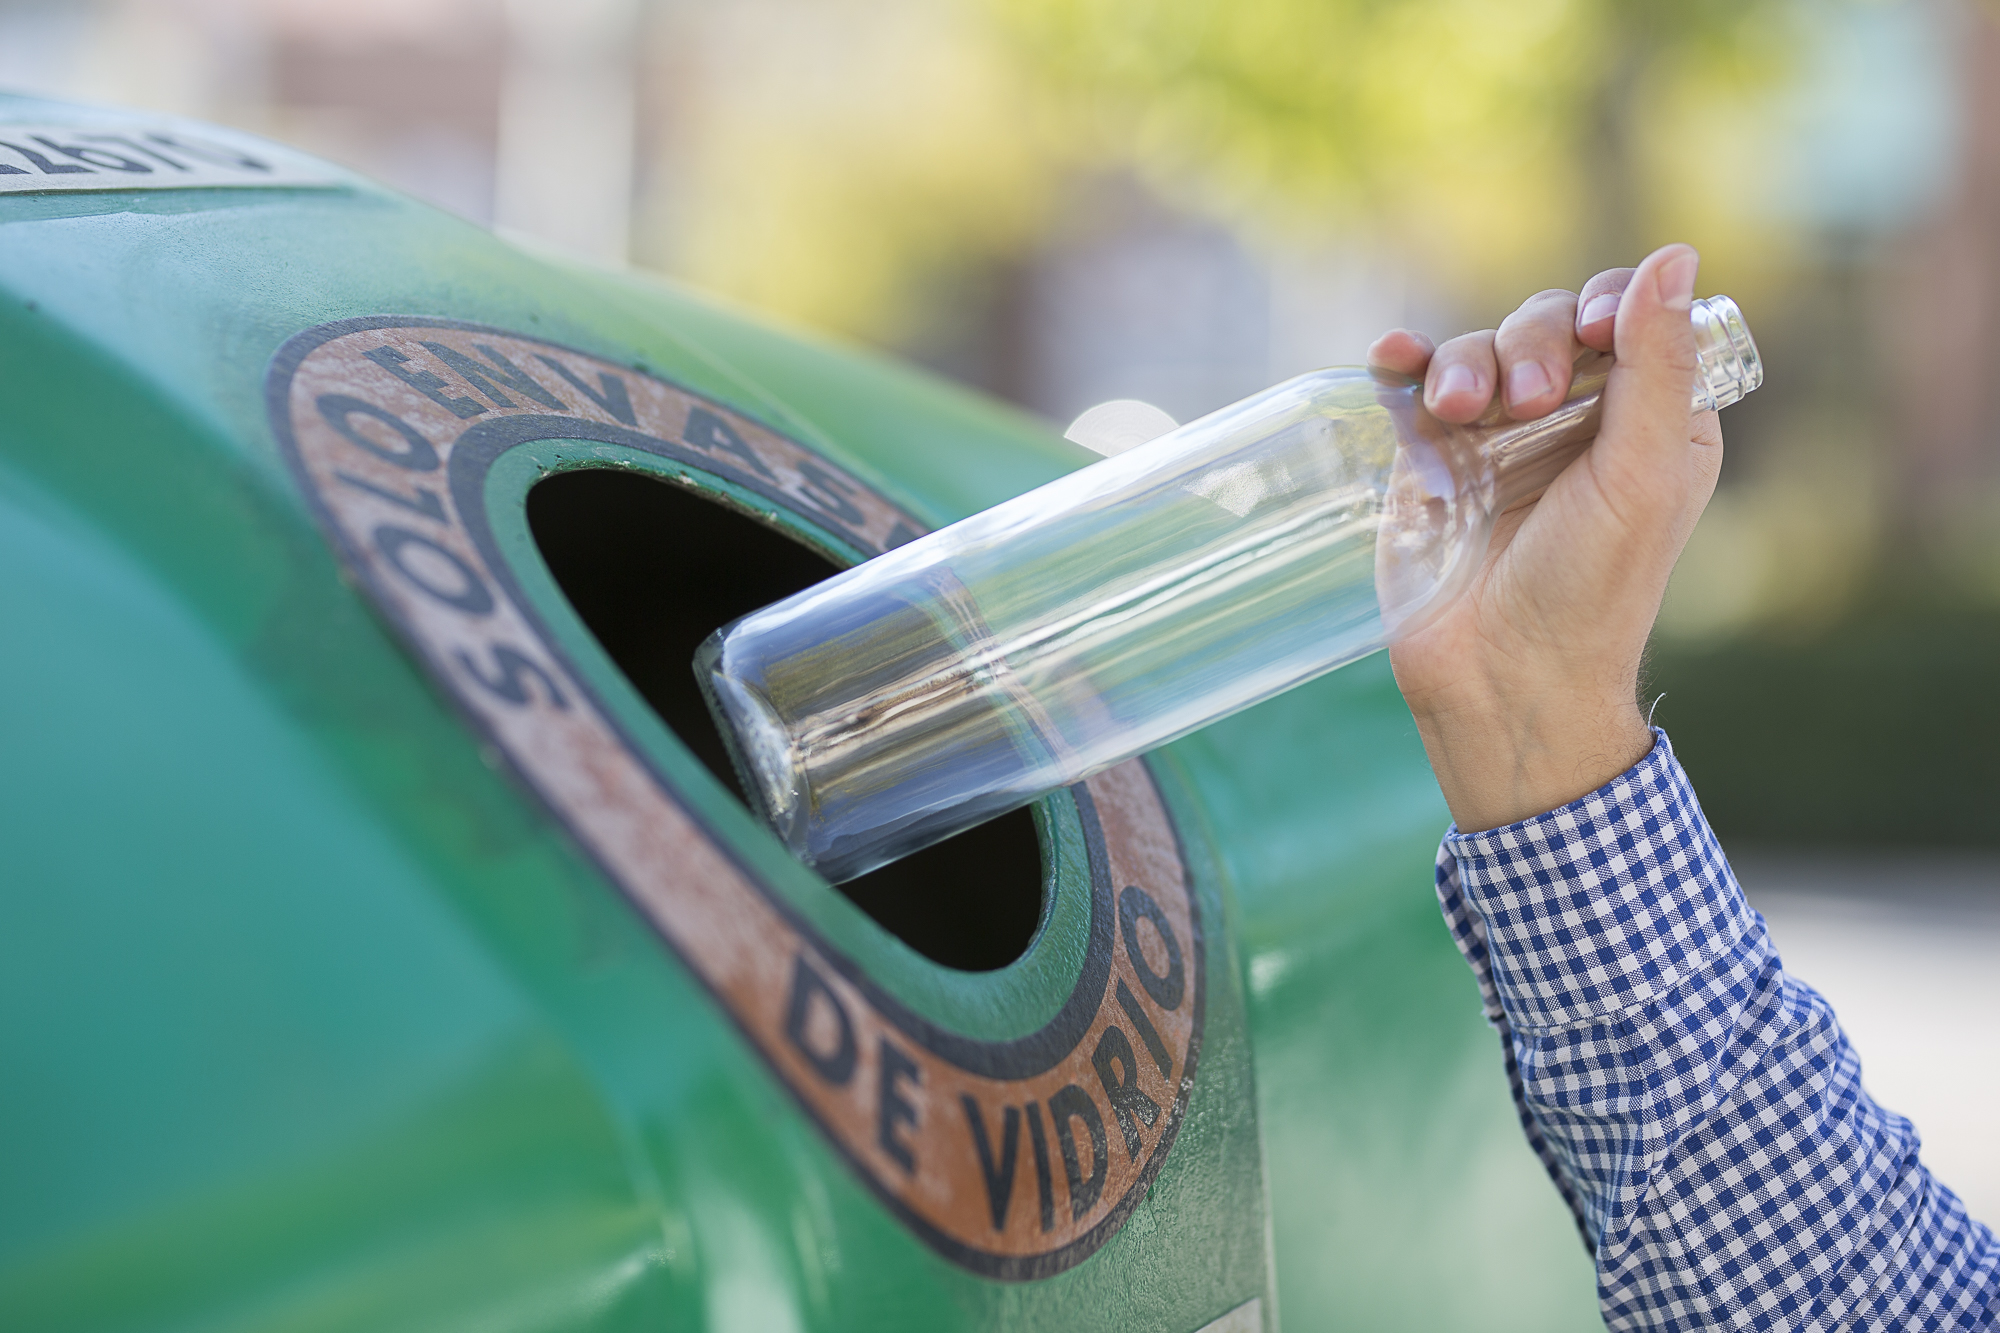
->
[1407, 685, 1654, 832]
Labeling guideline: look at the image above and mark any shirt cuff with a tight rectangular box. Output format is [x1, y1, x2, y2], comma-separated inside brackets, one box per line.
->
[1441, 728, 1754, 1032]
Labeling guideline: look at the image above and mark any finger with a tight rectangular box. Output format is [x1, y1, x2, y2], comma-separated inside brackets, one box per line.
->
[1423, 329, 1498, 422]
[1596, 244, 1702, 483]
[1575, 267, 1635, 352]
[1678, 405, 1726, 526]
[1494, 289, 1581, 420]
[1367, 328, 1436, 377]
[1675, 410, 1725, 538]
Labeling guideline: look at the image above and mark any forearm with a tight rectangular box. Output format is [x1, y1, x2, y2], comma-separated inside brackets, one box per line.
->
[1436, 733, 2000, 1329]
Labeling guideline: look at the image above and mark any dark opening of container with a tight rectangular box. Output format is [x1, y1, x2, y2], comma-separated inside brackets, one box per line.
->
[526, 466, 1043, 972]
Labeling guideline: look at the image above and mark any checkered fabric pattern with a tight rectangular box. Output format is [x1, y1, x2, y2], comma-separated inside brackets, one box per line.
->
[1437, 729, 2000, 1331]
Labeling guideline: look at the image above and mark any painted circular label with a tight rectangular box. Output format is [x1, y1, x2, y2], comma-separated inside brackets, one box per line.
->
[265, 317, 1204, 1279]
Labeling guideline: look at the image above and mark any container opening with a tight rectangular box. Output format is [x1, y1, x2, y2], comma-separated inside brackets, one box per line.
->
[526, 467, 1043, 972]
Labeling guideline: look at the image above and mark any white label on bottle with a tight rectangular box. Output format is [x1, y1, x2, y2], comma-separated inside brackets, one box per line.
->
[0, 125, 342, 195]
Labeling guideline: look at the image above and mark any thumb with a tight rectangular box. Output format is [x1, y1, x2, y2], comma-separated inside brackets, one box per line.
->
[1596, 243, 1702, 487]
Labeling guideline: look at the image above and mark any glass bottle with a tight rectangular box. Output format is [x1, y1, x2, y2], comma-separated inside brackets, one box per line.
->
[698, 296, 1762, 884]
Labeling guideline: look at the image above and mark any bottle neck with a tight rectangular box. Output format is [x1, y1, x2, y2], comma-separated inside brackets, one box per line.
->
[1479, 351, 1613, 511]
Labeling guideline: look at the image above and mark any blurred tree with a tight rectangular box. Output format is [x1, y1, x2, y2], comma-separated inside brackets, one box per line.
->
[639, 0, 1806, 345]
[636, 0, 1060, 347]
[989, 0, 1800, 308]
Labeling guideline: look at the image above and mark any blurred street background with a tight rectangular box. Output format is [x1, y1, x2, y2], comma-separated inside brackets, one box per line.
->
[5, 0, 1995, 1218]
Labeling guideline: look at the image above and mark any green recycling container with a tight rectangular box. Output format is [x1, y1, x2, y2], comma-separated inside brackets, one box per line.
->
[0, 94, 1600, 1332]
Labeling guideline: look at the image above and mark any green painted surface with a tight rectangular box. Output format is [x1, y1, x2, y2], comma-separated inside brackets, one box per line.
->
[0, 95, 1597, 1330]
[1172, 667, 1600, 1330]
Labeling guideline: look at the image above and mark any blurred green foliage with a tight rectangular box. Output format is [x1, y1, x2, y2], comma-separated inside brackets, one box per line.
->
[651, 0, 1810, 340]
[1650, 602, 2000, 848]
[988, 0, 1798, 299]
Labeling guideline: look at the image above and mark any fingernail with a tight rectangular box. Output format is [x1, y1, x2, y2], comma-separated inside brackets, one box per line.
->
[1434, 363, 1479, 401]
[1505, 360, 1551, 407]
[1656, 250, 1697, 311]
[1578, 292, 1621, 327]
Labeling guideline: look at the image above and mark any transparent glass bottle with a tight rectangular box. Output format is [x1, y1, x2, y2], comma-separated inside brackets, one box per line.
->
[699, 297, 1762, 883]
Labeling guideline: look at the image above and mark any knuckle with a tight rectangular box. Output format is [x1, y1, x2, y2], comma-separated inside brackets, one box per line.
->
[1437, 329, 1498, 359]
[1506, 289, 1577, 327]
[1496, 304, 1575, 349]
[1583, 267, 1636, 293]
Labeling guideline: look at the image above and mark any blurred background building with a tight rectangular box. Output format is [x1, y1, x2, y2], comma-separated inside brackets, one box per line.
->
[4, 0, 1996, 1211]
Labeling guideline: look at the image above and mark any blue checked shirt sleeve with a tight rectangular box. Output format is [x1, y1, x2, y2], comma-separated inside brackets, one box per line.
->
[1436, 729, 2000, 1331]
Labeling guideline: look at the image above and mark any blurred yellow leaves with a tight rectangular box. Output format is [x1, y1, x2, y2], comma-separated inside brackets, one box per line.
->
[643, 0, 1059, 344]
[995, 0, 1604, 291]
[644, 0, 1800, 340]
[634, 0, 1991, 643]
[1630, 6, 1811, 306]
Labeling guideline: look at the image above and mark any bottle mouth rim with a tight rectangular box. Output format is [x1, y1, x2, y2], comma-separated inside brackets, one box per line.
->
[1691, 294, 1763, 411]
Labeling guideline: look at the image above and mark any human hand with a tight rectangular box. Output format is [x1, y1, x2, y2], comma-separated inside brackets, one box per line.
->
[1368, 244, 1724, 832]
